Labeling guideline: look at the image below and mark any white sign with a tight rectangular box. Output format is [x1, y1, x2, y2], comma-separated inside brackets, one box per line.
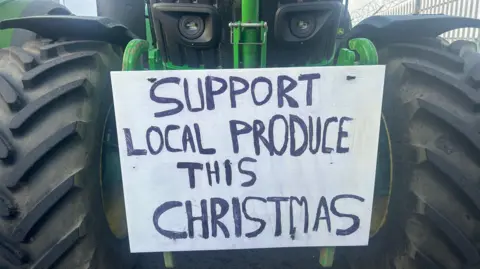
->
[110, 65, 385, 253]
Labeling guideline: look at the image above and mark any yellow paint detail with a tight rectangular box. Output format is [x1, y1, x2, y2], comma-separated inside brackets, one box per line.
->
[319, 247, 335, 267]
[369, 114, 393, 237]
[103, 182, 128, 239]
[370, 196, 389, 235]
[99, 107, 128, 239]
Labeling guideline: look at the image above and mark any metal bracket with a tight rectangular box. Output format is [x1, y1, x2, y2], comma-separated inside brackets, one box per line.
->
[336, 38, 378, 66]
[229, 22, 267, 45]
[229, 21, 268, 68]
[348, 38, 378, 65]
[319, 247, 336, 267]
[319, 37, 379, 268]
[122, 39, 150, 71]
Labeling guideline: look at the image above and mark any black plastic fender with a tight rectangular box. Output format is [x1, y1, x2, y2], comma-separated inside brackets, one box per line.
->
[97, 0, 147, 40]
[343, 14, 480, 48]
[0, 15, 138, 48]
[7, 0, 71, 47]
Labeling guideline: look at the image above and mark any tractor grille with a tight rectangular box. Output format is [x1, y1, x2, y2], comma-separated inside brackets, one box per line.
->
[149, 0, 342, 68]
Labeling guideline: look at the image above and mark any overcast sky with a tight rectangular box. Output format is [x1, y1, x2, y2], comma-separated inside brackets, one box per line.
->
[350, 0, 373, 11]
[60, 0, 97, 15]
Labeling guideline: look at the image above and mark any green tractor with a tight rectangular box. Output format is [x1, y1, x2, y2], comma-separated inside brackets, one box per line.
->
[0, 0, 479, 268]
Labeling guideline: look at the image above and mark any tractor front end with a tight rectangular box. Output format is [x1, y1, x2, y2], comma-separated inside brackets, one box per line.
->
[121, 2, 381, 267]
[123, 0, 376, 71]
[1, 1, 480, 269]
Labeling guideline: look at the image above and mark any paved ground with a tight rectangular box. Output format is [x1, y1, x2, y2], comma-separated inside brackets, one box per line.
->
[134, 248, 350, 269]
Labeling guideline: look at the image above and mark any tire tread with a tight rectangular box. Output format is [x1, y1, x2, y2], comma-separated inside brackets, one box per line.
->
[9, 79, 88, 131]
[423, 204, 480, 265]
[0, 48, 36, 71]
[0, 233, 28, 266]
[30, 218, 86, 269]
[12, 176, 76, 243]
[21, 51, 96, 89]
[0, 75, 24, 111]
[426, 148, 480, 211]
[0, 38, 124, 268]
[39, 40, 110, 60]
[415, 97, 480, 151]
[6, 122, 80, 188]
[403, 62, 480, 112]
[390, 43, 465, 72]
[386, 40, 480, 268]
[0, 132, 14, 161]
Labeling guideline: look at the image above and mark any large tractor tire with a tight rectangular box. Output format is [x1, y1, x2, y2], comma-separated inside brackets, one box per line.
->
[0, 38, 133, 268]
[342, 39, 480, 269]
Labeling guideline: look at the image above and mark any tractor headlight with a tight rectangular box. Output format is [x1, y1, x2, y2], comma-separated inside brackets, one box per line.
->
[274, 2, 342, 43]
[179, 15, 205, 40]
[289, 14, 316, 38]
[151, 3, 221, 48]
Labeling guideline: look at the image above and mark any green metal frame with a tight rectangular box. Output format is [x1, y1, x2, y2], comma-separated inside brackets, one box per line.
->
[317, 37, 379, 268]
[132, 0, 343, 70]
[116, 0, 381, 268]
[0, 0, 31, 48]
[229, 21, 268, 68]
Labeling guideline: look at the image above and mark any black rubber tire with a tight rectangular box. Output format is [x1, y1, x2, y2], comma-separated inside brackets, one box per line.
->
[0, 39, 134, 268]
[341, 40, 480, 269]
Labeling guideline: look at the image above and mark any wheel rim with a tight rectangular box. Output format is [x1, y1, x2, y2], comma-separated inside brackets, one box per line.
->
[100, 105, 128, 239]
[370, 114, 394, 237]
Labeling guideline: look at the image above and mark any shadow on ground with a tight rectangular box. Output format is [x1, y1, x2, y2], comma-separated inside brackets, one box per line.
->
[134, 247, 351, 269]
